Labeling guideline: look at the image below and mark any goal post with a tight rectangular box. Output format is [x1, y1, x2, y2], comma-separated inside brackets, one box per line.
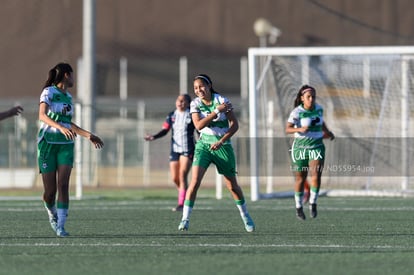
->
[248, 46, 414, 201]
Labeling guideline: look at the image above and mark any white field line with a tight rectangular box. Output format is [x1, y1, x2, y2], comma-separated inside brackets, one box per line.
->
[0, 205, 215, 212]
[0, 242, 411, 250]
[1, 204, 414, 212]
[2, 207, 414, 212]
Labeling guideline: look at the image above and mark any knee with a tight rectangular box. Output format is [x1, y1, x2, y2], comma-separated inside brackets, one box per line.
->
[57, 181, 70, 193]
[43, 191, 56, 203]
[225, 180, 240, 192]
[172, 175, 179, 184]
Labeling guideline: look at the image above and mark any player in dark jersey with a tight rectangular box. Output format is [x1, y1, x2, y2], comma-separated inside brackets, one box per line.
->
[145, 94, 195, 211]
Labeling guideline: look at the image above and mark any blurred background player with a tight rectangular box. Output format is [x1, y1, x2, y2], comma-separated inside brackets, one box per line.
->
[286, 84, 334, 220]
[145, 94, 195, 211]
[0, 106, 23, 121]
[178, 74, 255, 232]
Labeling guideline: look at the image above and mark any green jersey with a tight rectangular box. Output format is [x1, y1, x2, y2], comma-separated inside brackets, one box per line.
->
[287, 103, 324, 149]
[37, 86, 74, 144]
[190, 93, 231, 144]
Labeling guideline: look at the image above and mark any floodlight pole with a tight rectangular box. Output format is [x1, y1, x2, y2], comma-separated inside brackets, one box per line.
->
[82, 0, 96, 130]
[248, 49, 259, 202]
[179, 56, 188, 94]
[120, 57, 128, 118]
[401, 56, 410, 191]
[81, 0, 96, 186]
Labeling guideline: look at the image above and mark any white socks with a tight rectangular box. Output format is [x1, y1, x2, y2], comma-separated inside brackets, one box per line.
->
[57, 208, 68, 229]
[181, 205, 192, 221]
[309, 190, 319, 205]
[44, 204, 57, 220]
[295, 193, 304, 208]
[236, 203, 248, 217]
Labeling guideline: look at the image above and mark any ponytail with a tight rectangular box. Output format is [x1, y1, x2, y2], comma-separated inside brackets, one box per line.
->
[43, 62, 73, 89]
[43, 69, 57, 89]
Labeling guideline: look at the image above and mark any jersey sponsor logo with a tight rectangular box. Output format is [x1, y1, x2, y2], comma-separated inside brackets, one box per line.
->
[292, 148, 323, 162]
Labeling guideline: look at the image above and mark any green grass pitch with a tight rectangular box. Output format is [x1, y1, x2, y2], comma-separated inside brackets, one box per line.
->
[0, 188, 414, 275]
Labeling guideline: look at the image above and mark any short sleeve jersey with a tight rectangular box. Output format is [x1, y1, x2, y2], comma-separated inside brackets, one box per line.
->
[287, 103, 324, 149]
[162, 109, 195, 153]
[38, 86, 74, 144]
[190, 93, 231, 144]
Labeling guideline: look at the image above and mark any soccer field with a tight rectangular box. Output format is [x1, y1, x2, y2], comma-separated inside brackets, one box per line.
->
[0, 189, 413, 275]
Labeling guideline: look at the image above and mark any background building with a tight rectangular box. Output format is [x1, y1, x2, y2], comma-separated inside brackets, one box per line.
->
[1, 0, 414, 99]
[1, 0, 414, 190]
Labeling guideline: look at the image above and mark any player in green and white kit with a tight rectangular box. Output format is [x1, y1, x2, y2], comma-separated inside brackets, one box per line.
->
[286, 85, 334, 220]
[178, 74, 255, 232]
[38, 63, 104, 237]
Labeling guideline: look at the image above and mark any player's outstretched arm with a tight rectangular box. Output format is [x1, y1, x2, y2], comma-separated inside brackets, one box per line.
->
[0, 106, 23, 121]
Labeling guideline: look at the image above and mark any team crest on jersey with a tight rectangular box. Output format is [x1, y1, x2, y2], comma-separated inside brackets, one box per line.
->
[310, 117, 320, 126]
[62, 103, 72, 115]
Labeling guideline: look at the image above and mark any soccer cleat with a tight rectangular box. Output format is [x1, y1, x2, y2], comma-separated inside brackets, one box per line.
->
[296, 207, 306, 220]
[172, 205, 183, 212]
[56, 227, 69, 237]
[49, 214, 58, 232]
[241, 213, 255, 232]
[178, 219, 189, 231]
[310, 203, 317, 218]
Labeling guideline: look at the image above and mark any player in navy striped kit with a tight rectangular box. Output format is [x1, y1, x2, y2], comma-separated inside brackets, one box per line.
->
[145, 94, 195, 211]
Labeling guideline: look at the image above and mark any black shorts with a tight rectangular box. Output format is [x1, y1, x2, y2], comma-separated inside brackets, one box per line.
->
[169, 150, 194, 161]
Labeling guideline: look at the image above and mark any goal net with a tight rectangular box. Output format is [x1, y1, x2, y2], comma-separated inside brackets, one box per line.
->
[247, 46, 414, 201]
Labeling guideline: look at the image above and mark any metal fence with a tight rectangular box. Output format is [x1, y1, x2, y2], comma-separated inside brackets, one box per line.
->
[0, 97, 249, 190]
